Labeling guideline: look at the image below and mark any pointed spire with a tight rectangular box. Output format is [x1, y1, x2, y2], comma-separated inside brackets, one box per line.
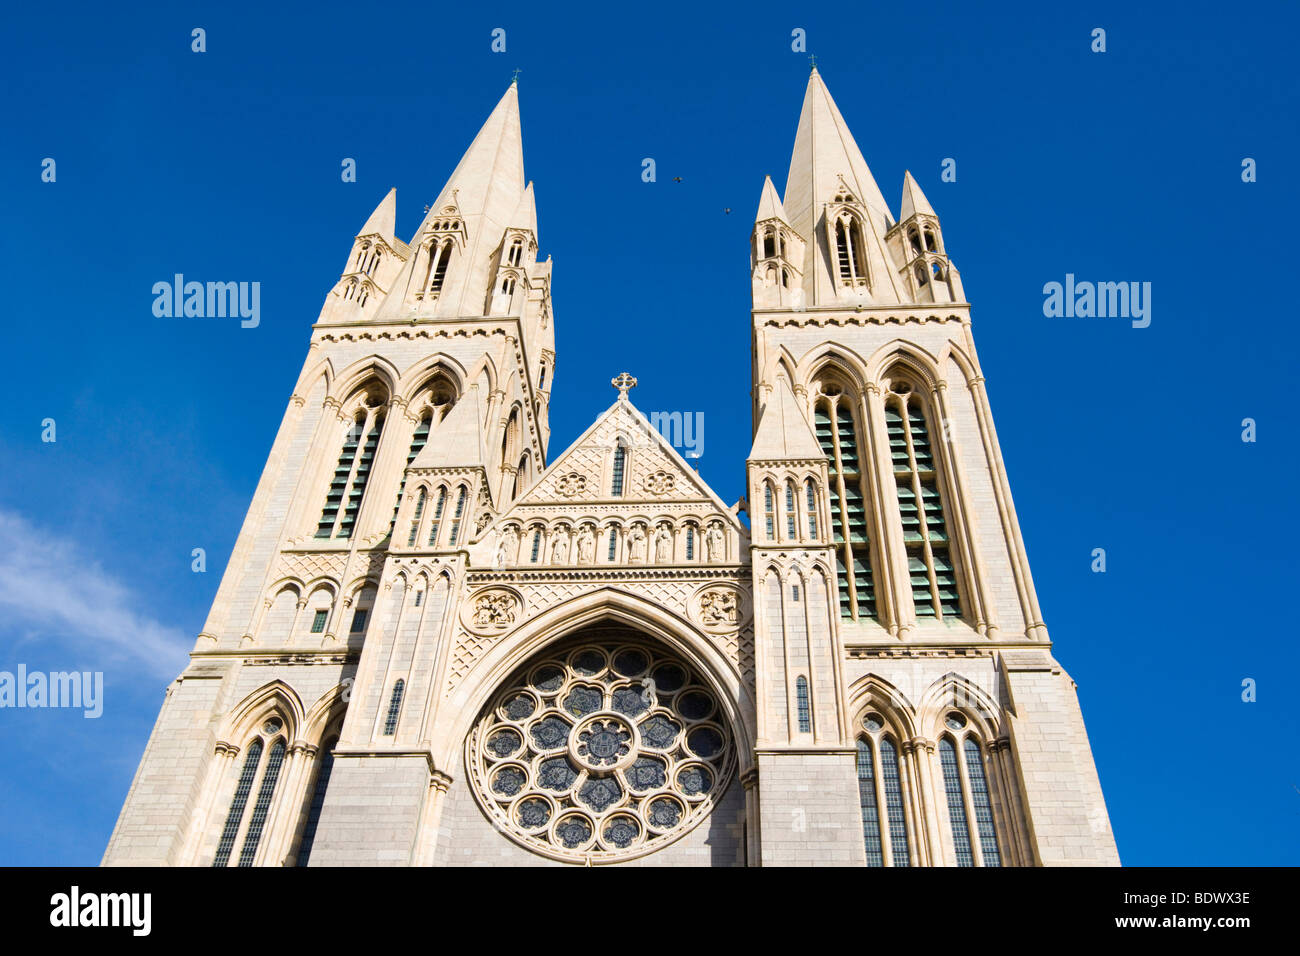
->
[783, 67, 891, 238]
[899, 170, 936, 221]
[748, 377, 824, 461]
[755, 175, 789, 225]
[423, 83, 525, 235]
[507, 180, 538, 236]
[358, 188, 397, 239]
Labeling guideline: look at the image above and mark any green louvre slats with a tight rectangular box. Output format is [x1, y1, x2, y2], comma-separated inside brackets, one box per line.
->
[835, 553, 853, 617]
[908, 407, 934, 471]
[316, 421, 362, 538]
[338, 417, 383, 538]
[852, 550, 875, 616]
[816, 398, 875, 620]
[891, 396, 961, 620]
[836, 406, 859, 471]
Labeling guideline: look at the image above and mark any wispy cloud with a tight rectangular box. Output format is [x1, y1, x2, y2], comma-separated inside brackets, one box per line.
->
[0, 509, 190, 679]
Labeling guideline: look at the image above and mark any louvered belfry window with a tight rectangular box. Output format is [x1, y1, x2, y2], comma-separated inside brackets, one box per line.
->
[814, 383, 876, 619]
[885, 381, 960, 619]
[317, 388, 387, 540]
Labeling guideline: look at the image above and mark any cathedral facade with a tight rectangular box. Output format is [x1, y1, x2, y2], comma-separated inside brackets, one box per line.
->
[104, 70, 1119, 867]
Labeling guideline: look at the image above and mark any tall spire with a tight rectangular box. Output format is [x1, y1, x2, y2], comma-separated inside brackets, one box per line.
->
[779, 68, 905, 307]
[376, 83, 530, 321]
[899, 170, 936, 221]
[358, 187, 397, 239]
[424, 82, 525, 234]
[783, 67, 891, 237]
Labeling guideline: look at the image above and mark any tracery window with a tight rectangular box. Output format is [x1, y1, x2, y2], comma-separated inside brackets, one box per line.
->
[763, 482, 775, 540]
[938, 714, 1002, 867]
[795, 675, 811, 733]
[832, 213, 869, 287]
[383, 680, 405, 736]
[316, 386, 386, 540]
[295, 735, 337, 867]
[426, 487, 446, 546]
[212, 717, 289, 867]
[449, 486, 467, 545]
[785, 480, 797, 539]
[611, 442, 627, 496]
[856, 711, 910, 867]
[407, 488, 427, 547]
[813, 380, 876, 619]
[805, 479, 818, 537]
[467, 632, 735, 862]
[884, 378, 960, 619]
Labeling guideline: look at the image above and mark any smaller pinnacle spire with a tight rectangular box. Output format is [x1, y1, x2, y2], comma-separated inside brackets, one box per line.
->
[358, 187, 397, 239]
[900, 170, 937, 220]
[755, 175, 789, 225]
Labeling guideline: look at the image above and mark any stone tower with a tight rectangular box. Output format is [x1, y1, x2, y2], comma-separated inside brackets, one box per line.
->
[744, 68, 1118, 865]
[103, 72, 1117, 868]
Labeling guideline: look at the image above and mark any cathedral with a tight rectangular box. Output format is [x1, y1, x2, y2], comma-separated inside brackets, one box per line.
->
[104, 69, 1119, 867]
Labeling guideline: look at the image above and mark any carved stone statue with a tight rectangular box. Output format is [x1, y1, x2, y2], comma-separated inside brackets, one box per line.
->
[577, 527, 596, 564]
[627, 525, 647, 563]
[551, 527, 570, 564]
[654, 525, 673, 563]
[496, 527, 519, 568]
[705, 523, 725, 562]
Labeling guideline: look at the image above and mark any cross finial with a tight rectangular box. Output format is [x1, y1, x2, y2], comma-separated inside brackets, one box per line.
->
[611, 372, 638, 399]
[511, 68, 522, 85]
[808, 54, 818, 72]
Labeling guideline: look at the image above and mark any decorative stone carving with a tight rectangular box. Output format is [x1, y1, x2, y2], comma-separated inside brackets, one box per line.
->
[551, 527, 571, 563]
[470, 590, 521, 630]
[696, 586, 740, 631]
[705, 523, 725, 563]
[496, 527, 519, 568]
[644, 470, 675, 495]
[627, 525, 647, 563]
[653, 525, 673, 563]
[576, 526, 596, 564]
[557, 473, 587, 497]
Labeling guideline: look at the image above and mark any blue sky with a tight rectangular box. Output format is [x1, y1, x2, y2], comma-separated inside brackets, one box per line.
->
[1, 1, 1296, 865]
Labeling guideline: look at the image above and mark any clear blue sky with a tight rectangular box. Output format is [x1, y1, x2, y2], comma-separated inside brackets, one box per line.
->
[1, 1, 1296, 866]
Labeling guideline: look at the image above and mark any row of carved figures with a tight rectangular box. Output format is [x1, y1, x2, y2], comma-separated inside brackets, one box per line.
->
[492, 519, 730, 568]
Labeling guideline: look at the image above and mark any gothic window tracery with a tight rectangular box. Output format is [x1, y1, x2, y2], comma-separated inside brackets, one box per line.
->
[856, 711, 911, 867]
[468, 633, 734, 862]
[213, 718, 289, 867]
[316, 384, 387, 540]
[938, 714, 1002, 867]
[813, 378, 876, 619]
[883, 376, 961, 620]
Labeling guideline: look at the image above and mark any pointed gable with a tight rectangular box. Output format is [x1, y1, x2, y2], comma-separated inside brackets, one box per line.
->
[501, 398, 740, 526]
[748, 378, 825, 462]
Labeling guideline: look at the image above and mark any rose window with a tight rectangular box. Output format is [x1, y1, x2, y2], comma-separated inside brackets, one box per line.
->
[467, 637, 735, 862]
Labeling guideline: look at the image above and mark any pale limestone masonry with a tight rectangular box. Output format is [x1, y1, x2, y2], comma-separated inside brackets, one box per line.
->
[104, 71, 1118, 868]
